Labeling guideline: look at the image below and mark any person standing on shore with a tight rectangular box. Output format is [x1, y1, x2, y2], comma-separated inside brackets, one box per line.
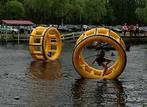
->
[129, 24, 135, 36]
[134, 24, 140, 36]
[122, 23, 128, 36]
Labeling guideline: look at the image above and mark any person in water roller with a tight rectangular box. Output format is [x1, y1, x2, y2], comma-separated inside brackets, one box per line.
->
[92, 48, 112, 76]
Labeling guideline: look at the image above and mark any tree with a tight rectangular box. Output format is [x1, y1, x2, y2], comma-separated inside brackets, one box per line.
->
[67, 0, 85, 24]
[109, 0, 138, 24]
[50, 0, 72, 24]
[0, 0, 10, 19]
[136, 0, 147, 24]
[102, 0, 115, 25]
[3, 0, 25, 19]
[84, 0, 107, 24]
[24, 0, 54, 23]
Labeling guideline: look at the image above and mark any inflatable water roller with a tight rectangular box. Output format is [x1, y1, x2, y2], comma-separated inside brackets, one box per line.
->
[29, 26, 62, 60]
[72, 28, 127, 79]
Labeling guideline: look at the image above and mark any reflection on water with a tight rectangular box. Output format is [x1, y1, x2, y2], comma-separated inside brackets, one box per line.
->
[0, 42, 28, 49]
[1, 43, 147, 106]
[29, 60, 62, 80]
[72, 78, 126, 107]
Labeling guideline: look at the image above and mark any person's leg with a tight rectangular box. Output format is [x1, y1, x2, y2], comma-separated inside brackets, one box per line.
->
[133, 30, 135, 36]
[124, 31, 126, 36]
[101, 63, 108, 76]
[134, 31, 136, 36]
[105, 58, 112, 66]
[137, 30, 139, 36]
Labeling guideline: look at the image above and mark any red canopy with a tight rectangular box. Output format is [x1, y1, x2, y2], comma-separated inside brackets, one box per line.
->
[1, 20, 34, 26]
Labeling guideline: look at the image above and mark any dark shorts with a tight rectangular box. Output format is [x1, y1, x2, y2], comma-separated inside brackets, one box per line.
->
[96, 58, 105, 66]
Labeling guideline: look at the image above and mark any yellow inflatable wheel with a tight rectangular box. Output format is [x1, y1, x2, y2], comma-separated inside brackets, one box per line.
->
[72, 28, 127, 79]
[42, 27, 62, 60]
[29, 26, 62, 60]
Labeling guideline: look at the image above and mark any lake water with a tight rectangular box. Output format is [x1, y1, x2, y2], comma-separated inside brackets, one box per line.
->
[0, 42, 147, 107]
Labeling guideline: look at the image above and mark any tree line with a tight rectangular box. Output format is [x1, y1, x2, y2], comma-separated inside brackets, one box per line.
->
[0, 0, 147, 25]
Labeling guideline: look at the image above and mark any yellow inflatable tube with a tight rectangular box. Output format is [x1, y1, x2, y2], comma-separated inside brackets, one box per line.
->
[72, 28, 126, 79]
[29, 26, 62, 60]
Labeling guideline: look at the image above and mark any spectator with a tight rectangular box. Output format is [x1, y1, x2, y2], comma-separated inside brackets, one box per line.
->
[129, 24, 135, 36]
[122, 23, 128, 36]
[134, 24, 140, 36]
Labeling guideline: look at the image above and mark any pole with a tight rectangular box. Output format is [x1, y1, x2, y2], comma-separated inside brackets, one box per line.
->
[5, 31, 7, 43]
[18, 31, 20, 45]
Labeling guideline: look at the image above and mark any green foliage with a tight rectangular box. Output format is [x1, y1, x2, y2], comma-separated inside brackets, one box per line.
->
[24, 0, 54, 23]
[0, 0, 146, 25]
[84, 0, 107, 24]
[0, 0, 9, 19]
[50, 0, 72, 24]
[24, 0, 107, 24]
[136, 0, 147, 24]
[2, 0, 25, 19]
[66, 0, 86, 24]
[102, 2, 115, 25]
[109, 0, 138, 24]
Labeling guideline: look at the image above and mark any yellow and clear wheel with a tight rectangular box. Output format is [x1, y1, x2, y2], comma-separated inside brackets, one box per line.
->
[42, 27, 62, 61]
[29, 26, 62, 60]
[72, 28, 127, 79]
[29, 26, 46, 60]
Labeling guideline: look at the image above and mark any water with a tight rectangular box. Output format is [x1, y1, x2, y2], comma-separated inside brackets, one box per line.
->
[0, 42, 147, 107]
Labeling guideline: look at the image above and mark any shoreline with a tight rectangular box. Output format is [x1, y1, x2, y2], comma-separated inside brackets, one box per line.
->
[0, 34, 147, 44]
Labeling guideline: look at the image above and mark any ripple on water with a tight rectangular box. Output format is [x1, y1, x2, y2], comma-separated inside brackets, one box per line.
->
[0, 43, 147, 106]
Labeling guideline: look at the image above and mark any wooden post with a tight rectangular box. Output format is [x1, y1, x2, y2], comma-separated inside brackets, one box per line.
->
[73, 33, 75, 41]
[18, 32, 20, 45]
[5, 31, 7, 43]
[5, 24, 8, 43]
